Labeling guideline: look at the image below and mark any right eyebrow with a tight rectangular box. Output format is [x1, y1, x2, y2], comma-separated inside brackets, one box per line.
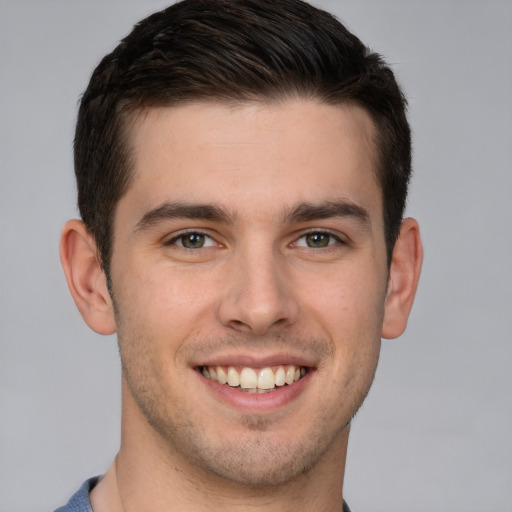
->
[285, 199, 370, 226]
[133, 201, 234, 233]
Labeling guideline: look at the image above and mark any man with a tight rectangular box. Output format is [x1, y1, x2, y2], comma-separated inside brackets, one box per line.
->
[57, 0, 422, 510]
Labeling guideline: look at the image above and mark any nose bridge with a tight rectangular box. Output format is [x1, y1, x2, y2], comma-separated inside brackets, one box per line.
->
[218, 236, 299, 334]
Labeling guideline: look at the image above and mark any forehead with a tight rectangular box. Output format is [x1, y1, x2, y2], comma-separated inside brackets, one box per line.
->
[120, 99, 381, 224]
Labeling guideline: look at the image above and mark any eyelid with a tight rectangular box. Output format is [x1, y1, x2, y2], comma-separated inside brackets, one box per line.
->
[165, 229, 219, 248]
[292, 229, 347, 248]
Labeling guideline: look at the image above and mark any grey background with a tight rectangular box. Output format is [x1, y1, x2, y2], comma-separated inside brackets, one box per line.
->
[1, 1, 511, 511]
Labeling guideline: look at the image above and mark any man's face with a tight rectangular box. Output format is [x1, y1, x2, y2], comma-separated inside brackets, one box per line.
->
[110, 99, 389, 485]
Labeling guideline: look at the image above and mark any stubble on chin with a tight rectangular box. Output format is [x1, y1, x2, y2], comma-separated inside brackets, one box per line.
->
[116, 318, 376, 488]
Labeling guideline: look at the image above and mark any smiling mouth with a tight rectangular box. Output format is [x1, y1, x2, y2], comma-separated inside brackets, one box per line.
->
[199, 365, 308, 394]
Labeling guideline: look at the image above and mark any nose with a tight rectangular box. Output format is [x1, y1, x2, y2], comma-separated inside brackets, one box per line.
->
[217, 247, 300, 335]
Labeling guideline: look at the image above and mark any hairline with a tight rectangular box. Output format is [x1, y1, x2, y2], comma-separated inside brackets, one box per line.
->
[119, 93, 382, 208]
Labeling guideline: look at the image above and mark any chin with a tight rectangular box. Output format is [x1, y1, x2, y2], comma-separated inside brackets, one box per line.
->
[146, 405, 351, 488]
[178, 434, 332, 487]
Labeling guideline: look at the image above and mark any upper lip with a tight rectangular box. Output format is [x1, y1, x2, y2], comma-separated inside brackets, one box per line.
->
[192, 352, 318, 369]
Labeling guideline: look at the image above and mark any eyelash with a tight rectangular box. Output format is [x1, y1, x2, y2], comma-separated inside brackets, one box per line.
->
[165, 229, 345, 250]
[293, 230, 345, 249]
[166, 230, 217, 249]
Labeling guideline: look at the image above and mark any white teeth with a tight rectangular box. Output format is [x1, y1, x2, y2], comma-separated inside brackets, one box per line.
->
[240, 368, 258, 389]
[217, 366, 227, 385]
[227, 367, 240, 387]
[275, 366, 286, 386]
[258, 368, 275, 389]
[202, 364, 307, 390]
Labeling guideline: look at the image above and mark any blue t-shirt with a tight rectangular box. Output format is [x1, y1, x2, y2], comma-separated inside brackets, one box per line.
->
[54, 477, 98, 512]
[54, 476, 352, 511]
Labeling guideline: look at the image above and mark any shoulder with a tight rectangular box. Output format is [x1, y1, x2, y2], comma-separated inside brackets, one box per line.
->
[53, 476, 100, 512]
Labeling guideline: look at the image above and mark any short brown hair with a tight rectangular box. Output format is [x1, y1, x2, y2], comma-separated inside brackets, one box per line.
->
[75, 0, 411, 276]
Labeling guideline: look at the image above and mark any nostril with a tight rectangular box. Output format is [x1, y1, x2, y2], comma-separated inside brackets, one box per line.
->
[216, 272, 300, 335]
[226, 318, 253, 333]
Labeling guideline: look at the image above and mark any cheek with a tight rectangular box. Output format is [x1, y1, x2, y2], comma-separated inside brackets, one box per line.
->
[304, 263, 385, 378]
[305, 263, 387, 334]
[113, 257, 222, 349]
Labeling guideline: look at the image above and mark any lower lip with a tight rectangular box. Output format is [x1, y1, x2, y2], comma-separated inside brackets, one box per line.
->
[197, 370, 313, 413]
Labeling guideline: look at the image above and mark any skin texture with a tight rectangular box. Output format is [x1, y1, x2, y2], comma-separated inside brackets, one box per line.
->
[60, 99, 423, 512]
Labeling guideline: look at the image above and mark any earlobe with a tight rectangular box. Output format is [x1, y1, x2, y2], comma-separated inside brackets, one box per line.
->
[381, 218, 423, 339]
[59, 219, 117, 335]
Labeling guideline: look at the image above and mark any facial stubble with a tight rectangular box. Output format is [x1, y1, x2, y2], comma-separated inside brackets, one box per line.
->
[115, 308, 380, 489]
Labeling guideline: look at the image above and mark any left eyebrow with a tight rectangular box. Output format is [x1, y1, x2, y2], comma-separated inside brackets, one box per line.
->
[285, 199, 370, 225]
[133, 201, 234, 233]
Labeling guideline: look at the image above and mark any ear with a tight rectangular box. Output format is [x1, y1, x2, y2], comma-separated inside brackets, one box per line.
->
[381, 218, 423, 339]
[60, 219, 117, 335]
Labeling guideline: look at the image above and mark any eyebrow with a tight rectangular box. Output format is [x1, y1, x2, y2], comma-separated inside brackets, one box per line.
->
[133, 198, 370, 233]
[134, 202, 234, 233]
[285, 200, 370, 225]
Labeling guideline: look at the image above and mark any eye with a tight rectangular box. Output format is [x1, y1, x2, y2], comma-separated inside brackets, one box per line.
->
[295, 231, 341, 248]
[168, 231, 217, 249]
